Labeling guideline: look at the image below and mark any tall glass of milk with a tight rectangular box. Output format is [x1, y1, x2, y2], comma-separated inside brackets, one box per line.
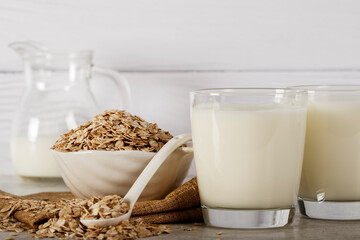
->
[190, 88, 307, 229]
[290, 85, 360, 220]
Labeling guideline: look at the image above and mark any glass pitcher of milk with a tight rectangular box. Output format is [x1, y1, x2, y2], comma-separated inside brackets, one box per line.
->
[9, 41, 132, 179]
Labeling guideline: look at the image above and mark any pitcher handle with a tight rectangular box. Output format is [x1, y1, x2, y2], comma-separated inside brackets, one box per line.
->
[93, 67, 132, 111]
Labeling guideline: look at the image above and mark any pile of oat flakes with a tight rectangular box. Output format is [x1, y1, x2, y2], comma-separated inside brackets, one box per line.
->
[0, 195, 171, 239]
[52, 110, 173, 152]
[2, 110, 175, 238]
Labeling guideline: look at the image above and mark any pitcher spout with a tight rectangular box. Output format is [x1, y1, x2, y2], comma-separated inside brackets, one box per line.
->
[9, 41, 46, 56]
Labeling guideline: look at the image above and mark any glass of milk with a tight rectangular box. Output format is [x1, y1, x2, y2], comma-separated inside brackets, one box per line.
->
[290, 85, 360, 220]
[190, 88, 307, 229]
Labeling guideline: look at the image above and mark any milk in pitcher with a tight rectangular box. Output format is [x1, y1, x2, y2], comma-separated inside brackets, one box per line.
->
[11, 136, 60, 178]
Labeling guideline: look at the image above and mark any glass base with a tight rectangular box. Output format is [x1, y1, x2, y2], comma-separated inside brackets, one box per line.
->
[298, 198, 360, 220]
[202, 205, 295, 229]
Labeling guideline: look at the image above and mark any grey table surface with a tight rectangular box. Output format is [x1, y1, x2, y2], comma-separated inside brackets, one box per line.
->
[0, 174, 359, 240]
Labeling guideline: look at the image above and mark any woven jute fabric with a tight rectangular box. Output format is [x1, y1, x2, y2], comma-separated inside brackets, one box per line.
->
[132, 177, 200, 216]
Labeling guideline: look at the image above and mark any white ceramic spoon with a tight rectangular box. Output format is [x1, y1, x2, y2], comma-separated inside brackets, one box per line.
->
[80, 133, 192, 228]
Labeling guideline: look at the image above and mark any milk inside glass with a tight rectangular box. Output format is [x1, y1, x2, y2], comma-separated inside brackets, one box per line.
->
[191, 105, 307, 209]
[299, 99, 360, 201]
[11, 136, 60, 178]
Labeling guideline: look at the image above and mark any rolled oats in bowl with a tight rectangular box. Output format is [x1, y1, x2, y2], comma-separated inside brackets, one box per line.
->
[51, 110, 173, 152]
[51, 109, 193, 200]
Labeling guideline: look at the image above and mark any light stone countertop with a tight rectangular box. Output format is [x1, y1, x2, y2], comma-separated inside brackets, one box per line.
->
[0, 174, 360, 240]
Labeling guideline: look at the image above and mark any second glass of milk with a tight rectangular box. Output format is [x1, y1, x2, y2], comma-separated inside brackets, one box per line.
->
[190, 88, 307, 229]
[291, 85, 360, 220]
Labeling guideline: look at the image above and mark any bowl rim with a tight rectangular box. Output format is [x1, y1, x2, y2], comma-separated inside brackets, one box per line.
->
[51, 149, 156, 155]
[50, 146, 193, 155]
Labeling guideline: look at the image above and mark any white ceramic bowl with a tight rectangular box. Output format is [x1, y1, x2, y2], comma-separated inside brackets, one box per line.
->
[52, 147, 193, 201]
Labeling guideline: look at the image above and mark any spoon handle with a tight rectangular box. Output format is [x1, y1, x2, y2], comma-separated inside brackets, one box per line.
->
[125, 133, 192, 210]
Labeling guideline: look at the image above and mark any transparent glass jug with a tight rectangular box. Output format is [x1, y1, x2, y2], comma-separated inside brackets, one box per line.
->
[9, 41, 132, 179]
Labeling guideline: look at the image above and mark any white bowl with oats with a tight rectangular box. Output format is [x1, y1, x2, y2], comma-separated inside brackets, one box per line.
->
[51, 110, 193, 201]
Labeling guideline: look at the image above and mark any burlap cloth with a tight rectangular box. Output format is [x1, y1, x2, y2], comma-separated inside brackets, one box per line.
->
[0, 177, 202, 228]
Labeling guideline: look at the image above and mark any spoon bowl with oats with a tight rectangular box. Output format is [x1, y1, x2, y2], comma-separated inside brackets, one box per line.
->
[79, 133, 192, 227]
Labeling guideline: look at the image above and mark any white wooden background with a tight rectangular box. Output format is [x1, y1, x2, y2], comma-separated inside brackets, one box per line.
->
[1, 0, 360, 175]
[1, 0, 360, 71]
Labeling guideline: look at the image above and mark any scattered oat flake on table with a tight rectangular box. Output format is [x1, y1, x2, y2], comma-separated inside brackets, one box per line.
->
[51, 110, 173, 152]
[183, 227, 199, 232]
[216, 231, 222, 235]
[0, 195, 171, 239]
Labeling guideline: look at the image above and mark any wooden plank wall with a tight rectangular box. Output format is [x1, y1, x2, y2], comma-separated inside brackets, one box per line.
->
[1, 0, 360, 174]
[0, 0, 360, 71]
